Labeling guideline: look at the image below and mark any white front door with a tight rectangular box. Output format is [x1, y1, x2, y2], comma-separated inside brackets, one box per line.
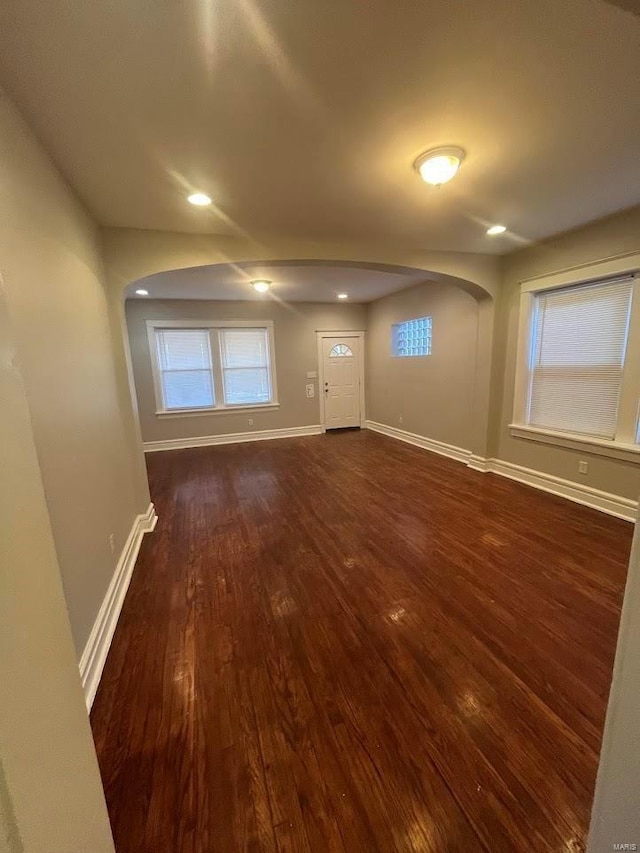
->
[321, 337, 361, 429]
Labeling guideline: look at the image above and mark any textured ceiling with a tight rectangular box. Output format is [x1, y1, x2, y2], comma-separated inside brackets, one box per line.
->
[126, 262, 430, 303]
[1, 0, 639, 254]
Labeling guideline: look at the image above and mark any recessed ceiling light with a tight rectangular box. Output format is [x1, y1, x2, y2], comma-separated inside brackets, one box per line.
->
[251, 280, 271, 293]
[414, 146, 465, 186]
[337, 293, 349, 299]
[187, 192, 212, 206]
[486, 224, 507, 236]
[135, 288, 149, 296]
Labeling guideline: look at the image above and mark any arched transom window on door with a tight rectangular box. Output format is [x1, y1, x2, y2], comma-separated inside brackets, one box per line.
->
[329, 343, 353, 357]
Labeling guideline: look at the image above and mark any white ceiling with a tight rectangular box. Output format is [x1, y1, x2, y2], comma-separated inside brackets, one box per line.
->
[1, 0, 639, 254]
[126, 262, 430, 303]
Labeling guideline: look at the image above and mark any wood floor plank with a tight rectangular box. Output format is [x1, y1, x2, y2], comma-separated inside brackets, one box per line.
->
[91, 430, 632, 853]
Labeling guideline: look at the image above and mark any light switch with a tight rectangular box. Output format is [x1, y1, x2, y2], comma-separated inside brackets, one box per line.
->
[306, 383, 315, 398]
[306, 371, 318, 379]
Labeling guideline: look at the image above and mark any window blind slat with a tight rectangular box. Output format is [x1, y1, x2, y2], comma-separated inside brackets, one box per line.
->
[156, 329, 211, 370]
[163, 369, 214, 410]
[528, 278, 633, 439]
[155, 329, 215, 409]
[219, 328, 272, 405]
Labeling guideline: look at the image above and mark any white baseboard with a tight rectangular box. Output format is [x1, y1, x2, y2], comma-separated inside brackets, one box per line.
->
[485, 459, 637, 522]
[467, 454, 491, 472]
[365, 421, 636, 522]
[143, 424, 324, 453]
[364, 420, 471, 464]
[79, 502, 158, 710]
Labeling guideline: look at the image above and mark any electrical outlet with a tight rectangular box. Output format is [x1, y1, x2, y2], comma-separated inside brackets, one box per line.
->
[306, 383, 315, 398]
[578, 460, 588, 474]
[109, 533, 115, 555]
[248, 418, 254, 426]
[399, 414, 403, 425]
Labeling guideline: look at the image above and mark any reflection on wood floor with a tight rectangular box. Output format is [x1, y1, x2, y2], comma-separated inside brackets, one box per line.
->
[91, 430, 632, 853]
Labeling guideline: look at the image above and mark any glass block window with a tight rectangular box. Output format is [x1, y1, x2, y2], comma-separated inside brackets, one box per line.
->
[391, 317, 432, 357]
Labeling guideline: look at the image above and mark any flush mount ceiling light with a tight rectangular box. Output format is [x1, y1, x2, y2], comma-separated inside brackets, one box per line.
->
[187, 192, 212, 206]
[414, 146, 466, 186]
[135, 288, 149, 296]
[251, 280, 271, 293]
[337, 293, 349, 299]
[486, 224, 507, 236]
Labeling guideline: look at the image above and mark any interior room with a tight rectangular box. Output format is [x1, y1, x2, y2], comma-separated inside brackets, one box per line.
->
[1, 1, 640, 852]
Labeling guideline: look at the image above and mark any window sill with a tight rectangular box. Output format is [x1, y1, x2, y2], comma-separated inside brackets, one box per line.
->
[509, 423, 640, 464]
[156, 403, 280, 419]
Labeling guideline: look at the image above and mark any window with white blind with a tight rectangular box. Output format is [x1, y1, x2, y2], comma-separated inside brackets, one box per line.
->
[155, 328, 215, 410]
[527, 279, 633, 438]
[148, 320, 277, 414]
[219, 328, 272, 406]
[511, 264, 640, 460]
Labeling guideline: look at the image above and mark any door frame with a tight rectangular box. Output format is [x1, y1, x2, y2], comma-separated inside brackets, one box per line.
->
[316, 330, 366, 430]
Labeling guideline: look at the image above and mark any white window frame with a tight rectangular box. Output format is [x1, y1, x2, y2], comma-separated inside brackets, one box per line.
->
[147, 319, 279, 417]
[511, 252, 640, 464]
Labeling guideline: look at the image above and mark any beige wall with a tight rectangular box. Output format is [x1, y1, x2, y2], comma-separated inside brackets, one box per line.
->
[494, 207, 640, 500]
[0, 87, 147, 656]
[100, 228, 501, 460]
[0, 270, 114, 852]
[365, 281, 479, 451]
[126, 297, 366, 442]
[102, 227, 502, 299]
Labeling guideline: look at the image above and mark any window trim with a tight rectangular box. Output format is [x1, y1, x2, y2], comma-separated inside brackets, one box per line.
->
[146, 319, 279, 416]
[511, 252, 640, 463]
[508, 424, 640, 463]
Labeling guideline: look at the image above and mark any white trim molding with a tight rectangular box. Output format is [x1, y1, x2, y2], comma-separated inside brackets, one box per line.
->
[365, 422, 636, 522]
[147, 318, 279, 416]
[155, 403, 280, 419]
[519, 251, 640, 292]
[364, 420, 472, 464]
[509, 423, 640, 464]
[144, 424, 324, 453]
[485, 459, 637, 522]
[512, 255, 640, 458]
[467, 454, 491, 472]
[317, 330, 366, 429]
[79, 503, 158, 710]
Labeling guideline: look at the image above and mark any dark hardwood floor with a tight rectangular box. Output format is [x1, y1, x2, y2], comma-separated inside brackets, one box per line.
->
[91, 430, 632, 853]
